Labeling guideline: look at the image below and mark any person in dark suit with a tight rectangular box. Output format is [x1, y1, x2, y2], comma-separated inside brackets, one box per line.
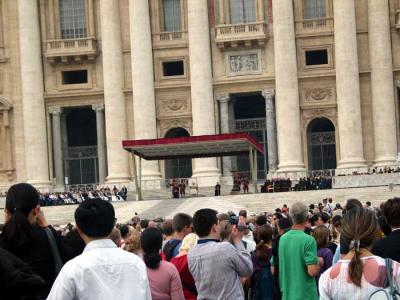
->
[214, 182, 221, 196]
[372, 198, 400, 262]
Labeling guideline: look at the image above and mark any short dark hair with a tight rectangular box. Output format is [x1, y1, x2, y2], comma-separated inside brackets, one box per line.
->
[120, 225, 130, 238]
[255, 215, 267, 226]
[366, 201, 372, 207]
[321, 212, 330, 223]
[238, 210, 247, 218]
[277, 217, 292, 231]
[140, 219, 149, 229]
[75, 198, 115, 238]
[172, 213, 192, 232]
[193, 208, 218, 238]
[383, 198, 400, 227]
[161, 219, 174, 236]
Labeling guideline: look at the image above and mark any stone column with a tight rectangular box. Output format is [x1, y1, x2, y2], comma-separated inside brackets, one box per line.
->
[188, 0, 220, 186]
[262, 90, 278, 174]
[93, 104, 107, 184]
[257, 0, 265, 21]
[88, 0, 95, 37]
[368, 0, 397, 167]
[218, 0, 225, 24]
[129, 0, 161, 179]
[18, 0, 51, 189]
[217, 94, 232, 176]
[334, 0, 367, 172]
[272, 0, 305, 177]
[100, 0, 131, 183]
[49, 107, 64, 188]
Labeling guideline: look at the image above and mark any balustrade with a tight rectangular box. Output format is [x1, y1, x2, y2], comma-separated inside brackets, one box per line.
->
[45, 37, 97, 63]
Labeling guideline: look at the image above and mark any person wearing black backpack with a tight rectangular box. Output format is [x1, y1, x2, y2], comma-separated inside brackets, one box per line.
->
[162, 213, 193, 261]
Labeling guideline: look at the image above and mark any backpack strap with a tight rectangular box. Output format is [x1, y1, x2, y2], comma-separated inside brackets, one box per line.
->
[43, 227, 64, 275]
[162, 240, 181, 262]
[385, 258, 398, 299]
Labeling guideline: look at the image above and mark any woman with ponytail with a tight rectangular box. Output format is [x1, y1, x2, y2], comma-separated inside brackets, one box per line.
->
[251, 224, 274, 300]
[0, 183, 74, 299]
[140, 227, 185, 300]
[319, 206, 400, 299]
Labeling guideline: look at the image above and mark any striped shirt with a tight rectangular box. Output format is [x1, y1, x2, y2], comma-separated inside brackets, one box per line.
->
[188, 240, 253, 300]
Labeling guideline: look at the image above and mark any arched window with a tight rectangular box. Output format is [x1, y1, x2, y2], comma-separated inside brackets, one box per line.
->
[60, 0, 87, 39]
[229, 0, 256, 24]
[303, 0, 326, 19]
[307, 118, 337, 171]
[164, 127, 192, 179]
[163, 0, 181, 32]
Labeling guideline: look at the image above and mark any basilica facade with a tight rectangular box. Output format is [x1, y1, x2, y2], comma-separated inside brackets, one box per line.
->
[0, 0, 400, 190]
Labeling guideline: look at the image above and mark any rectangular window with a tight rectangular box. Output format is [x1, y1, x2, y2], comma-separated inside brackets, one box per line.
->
[303, 0, 326, 19]
[60, 0, 87, 39]
[305, 49, 328, 66]
[62, 70, 88, 84]
[163, 0, 182, 32]
[162, 61, 184, 77]
[229, 0, 256, 24]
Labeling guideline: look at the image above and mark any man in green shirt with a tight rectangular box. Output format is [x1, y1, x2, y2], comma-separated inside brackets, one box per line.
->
[279, 202, 320, 300]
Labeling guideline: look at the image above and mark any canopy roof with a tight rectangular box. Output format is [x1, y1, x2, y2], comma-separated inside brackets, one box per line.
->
[122, 133, 264, 160]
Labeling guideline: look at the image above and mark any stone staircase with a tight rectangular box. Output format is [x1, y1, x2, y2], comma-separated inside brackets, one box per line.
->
[7, 185, 397, 225]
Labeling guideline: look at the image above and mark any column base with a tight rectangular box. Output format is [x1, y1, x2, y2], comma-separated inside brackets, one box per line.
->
[192, 168, 221, 187]
[336, 159, 368, 175]
[27, 180, 52, 193]
[219, 176, 233, 186]
[276, 163, 306, 179]
[373, 157, 397, 168]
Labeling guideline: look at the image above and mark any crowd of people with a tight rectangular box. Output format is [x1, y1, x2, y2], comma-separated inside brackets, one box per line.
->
[260, 176, 333, 193]
[1, 182, 400, 300]
[37, 186, 128, 206]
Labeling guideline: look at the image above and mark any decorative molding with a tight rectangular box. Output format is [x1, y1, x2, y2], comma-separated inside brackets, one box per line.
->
[302, 87, 335, 103]
[159, 117, 193, 137]
[216, 94, 230, 103]
[262, 89, 275, 100]
[92, 103, 104, 111]
[302, 107, 337, 128]
[0, 96, 12, 111]
[226, 50, 262, 77]
[157, 97, 190, 117]
[48, 106, 62, 114]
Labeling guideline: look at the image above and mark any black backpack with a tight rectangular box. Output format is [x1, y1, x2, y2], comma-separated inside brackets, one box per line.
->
[162, 240, 181, 261]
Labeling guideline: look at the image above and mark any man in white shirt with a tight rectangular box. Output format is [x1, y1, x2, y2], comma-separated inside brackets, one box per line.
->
[47, 199, 151, 300]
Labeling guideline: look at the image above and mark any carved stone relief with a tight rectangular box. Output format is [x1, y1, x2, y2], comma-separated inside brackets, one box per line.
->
[159, 117, 193, 137]
[302, 107, 337, 129]
[226, 50, 261, 76]
[157, 98, 190, 117]
[302, 87, 335, 103]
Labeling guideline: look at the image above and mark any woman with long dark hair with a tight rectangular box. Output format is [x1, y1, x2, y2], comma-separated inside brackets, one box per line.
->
[0, 183, 74, 299]
[319, 207, 400, 299]
[141, 227, 185, 300]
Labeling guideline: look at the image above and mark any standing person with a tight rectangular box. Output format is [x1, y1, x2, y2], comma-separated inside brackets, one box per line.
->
[161, 219, 174, 248]
[47, 198, 151, 300]
[214, 182, 221, 196]
[278, 202, 320, 300]
[372, 197, 400, 262]
[319, 207, 400, 299]
[162, 213, 193, 261]
[179, 180, 186, 198]
[251, 224, 274, 300]
[0, 183, 74, 299]
[141, 228, 185, 300]
[312, 225, 333, 284]
[188, 208, 253, 300]
[171, 233, 199, 300]
[271, 217, 292, 300]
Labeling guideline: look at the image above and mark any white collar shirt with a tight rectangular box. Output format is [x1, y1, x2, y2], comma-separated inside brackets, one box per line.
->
[46, 239, 151, 300]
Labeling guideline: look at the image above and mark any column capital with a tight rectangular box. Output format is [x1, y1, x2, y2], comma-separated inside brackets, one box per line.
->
[92, 103, 105, 112]
[262, 89, 275, 100]
[216, 94, 230, 103]
[48, 106, 62, 115]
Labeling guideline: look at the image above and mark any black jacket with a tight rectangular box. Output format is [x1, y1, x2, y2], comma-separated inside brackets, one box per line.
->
[0, 247, 45, 300]
[372, 229, 400, 263]
[0, 226, 75, 299]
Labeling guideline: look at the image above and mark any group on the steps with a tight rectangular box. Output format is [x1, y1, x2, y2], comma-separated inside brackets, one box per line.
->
[1, 182, 400, 300]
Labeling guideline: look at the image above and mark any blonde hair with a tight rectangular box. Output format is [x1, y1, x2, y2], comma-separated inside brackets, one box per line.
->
[124, 229, 141, 255]
[179, 233, 199, 253]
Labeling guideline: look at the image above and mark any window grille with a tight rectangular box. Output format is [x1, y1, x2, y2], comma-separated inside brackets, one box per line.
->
[60, 0, 87, 39]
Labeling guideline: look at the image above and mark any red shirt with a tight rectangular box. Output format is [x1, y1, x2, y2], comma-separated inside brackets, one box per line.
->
[170, 254, 197, 300]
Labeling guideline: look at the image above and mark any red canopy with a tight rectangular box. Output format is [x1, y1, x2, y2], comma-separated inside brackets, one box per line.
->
[122, 133, 264, 160]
